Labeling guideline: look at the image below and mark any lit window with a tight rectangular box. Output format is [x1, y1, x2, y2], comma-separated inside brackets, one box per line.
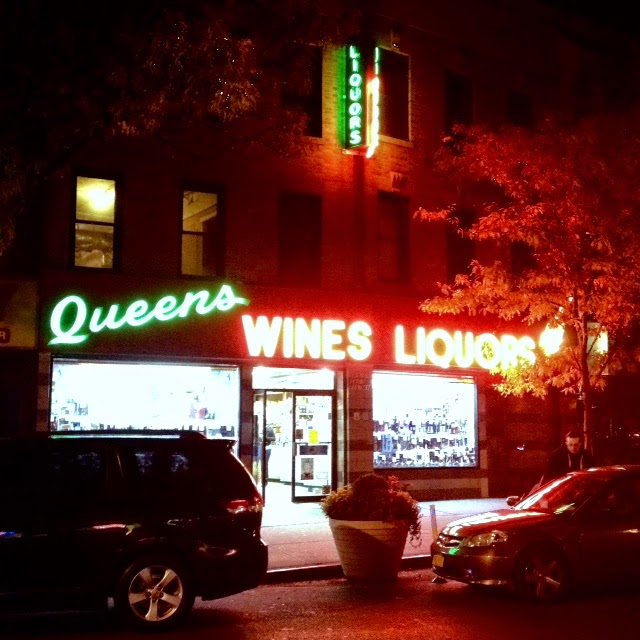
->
[182, 190, 224, 277]
[372, 372, 478, 469]
[74, 176, 116, 269]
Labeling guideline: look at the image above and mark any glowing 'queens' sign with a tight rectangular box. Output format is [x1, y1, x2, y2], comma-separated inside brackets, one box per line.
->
[49, 284, 248, 345]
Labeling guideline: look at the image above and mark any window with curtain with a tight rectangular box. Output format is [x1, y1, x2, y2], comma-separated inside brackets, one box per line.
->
[181, 190, 224, 277]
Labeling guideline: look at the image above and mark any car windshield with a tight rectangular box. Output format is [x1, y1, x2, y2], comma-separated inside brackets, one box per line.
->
[515, 473, 609, 515]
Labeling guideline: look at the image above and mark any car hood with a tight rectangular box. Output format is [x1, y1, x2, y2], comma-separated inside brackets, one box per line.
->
[442, 509, 558, 537]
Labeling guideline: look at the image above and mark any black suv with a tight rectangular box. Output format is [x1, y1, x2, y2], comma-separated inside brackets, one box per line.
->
[0, 431, 268, 629]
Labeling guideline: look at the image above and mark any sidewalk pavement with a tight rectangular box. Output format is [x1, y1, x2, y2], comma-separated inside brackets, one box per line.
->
[261, 497, 508, 583]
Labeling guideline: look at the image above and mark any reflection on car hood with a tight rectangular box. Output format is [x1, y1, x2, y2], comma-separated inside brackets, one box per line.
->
[443, 509, 556, 537]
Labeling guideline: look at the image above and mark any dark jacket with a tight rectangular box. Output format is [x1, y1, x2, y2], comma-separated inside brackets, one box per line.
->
[542, 445, 595, 484]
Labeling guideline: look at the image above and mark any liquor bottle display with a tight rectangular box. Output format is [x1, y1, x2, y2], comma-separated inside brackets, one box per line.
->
[372, 373, 477, 469]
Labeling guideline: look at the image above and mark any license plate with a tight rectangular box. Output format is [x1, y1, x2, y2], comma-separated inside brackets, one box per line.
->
[432, 554, 444, 568]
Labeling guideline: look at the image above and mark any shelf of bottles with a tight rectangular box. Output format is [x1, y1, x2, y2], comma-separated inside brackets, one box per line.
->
[372, 373, 477, 469]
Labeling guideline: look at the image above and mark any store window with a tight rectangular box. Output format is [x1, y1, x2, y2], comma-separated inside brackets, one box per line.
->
[277, 192, 322, 285]
[182, 189, 224, 277]
[50, 361, 240, 444]
[377, 192, 410, 283]
[74, 176, 117, 269]
[379, 48, 409, 140]
[372, 372, 477, 469]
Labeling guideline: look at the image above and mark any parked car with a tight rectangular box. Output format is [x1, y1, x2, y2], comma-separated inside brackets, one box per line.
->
[0, 430, 268, 629]
[431, 465, 640, 601]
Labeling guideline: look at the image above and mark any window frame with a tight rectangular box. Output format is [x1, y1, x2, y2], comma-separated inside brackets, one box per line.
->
[71, 172, 121, 271]
[372, 371, 479, 470]
[179, 185, 226, 278]
[277, 191, 323, 286]
[445, 207, 475, 284]
[444, 69, 474, 132]
[282, 43, 323, 138]
[377, 191, 411, 284]
[378, 47, 410, 142]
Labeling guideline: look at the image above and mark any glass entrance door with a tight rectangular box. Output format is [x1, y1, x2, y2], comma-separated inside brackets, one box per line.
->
[292, 392, 333, 501]
[253, 390, 334, 504]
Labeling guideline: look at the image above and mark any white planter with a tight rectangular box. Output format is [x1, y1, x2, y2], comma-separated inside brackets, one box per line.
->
[328, 518, 409, 581]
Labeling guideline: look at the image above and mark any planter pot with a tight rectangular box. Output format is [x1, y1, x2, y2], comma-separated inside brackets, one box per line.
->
[328, 518, 409, 581]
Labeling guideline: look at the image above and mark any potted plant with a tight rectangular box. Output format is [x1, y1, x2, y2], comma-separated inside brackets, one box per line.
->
[321, 473, 422, 581]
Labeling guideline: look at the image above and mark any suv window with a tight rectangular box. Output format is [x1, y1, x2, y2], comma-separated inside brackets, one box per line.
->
[127, 446, 198, 496]
[202, 447, 257, 499]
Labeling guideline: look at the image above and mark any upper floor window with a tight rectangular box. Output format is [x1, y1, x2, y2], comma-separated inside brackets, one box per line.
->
[377, 192, 410, 283]
[182, 190, 224, 277]
[510, 241, 536, 276]
[379, 49, 409, 141]
[283, 45, 323, 138]
[507, 89, 534, 128]
[444, 70, 473, 131]
[446, 208, 475, 283]
[74, 176, 117, 269]
[277, 192, 322, 286]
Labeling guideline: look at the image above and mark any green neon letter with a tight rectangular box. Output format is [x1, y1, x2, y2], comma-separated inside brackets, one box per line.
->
[49, 295, 89, 345]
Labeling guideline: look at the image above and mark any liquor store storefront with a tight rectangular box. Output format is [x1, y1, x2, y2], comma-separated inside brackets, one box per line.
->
[40, 274, 544, 503]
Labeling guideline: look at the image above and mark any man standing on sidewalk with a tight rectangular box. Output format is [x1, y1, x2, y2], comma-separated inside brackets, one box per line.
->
[541, 430, 595, 485]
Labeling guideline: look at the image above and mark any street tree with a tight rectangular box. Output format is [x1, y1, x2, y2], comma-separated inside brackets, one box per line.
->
[0, 0, 359, 256]
[417, 108, 640, 451]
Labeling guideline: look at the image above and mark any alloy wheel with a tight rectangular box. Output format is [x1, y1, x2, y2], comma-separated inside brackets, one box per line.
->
[517, 548, 569, 601]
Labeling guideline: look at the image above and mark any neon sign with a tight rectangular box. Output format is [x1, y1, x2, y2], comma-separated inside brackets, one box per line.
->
[346, 45, 365, 149]
[344, 45, 380, 156]
[242, 315, 372, 361]
[394, 326, 536, 370]
[49, 284, 248, 345]
[366, 47, 380, 158]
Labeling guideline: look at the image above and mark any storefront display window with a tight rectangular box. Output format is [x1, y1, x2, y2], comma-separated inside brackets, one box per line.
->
[372, 371, 477, 468]
[50, 360, 240, 444]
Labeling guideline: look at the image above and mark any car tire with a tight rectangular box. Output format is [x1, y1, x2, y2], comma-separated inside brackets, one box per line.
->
[114, 554, 195, 630]
[514, 545, 570, 602]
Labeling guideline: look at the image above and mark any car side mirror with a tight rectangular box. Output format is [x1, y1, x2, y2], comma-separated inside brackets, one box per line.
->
[506, 495, 520, 507]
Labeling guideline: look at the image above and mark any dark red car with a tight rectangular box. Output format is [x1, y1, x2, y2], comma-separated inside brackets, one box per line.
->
[431, 466, 640, 601]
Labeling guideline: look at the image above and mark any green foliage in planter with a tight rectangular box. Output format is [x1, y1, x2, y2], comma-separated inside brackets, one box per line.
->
[321, 473, 422, 544]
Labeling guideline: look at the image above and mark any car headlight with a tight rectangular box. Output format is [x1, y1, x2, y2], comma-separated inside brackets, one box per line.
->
[460, 530, 509, 547]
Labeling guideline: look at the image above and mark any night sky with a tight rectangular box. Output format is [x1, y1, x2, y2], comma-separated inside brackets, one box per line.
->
[543, 0, 640, 36]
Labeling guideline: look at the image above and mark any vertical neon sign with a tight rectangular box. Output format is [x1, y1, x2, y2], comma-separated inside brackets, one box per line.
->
[366, 47, 380, 158]
[344, 45, 380, 157]
[346, 45, 365, 149]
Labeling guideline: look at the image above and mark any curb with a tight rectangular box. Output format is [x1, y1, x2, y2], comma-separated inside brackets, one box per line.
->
[265, 554, 432, 584]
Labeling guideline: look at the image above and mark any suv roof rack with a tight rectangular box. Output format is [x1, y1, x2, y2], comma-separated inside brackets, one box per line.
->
[49, 429, 208, 440]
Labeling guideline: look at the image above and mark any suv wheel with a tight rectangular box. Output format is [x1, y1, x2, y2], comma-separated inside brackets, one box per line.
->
[115, 555, 194, 629]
